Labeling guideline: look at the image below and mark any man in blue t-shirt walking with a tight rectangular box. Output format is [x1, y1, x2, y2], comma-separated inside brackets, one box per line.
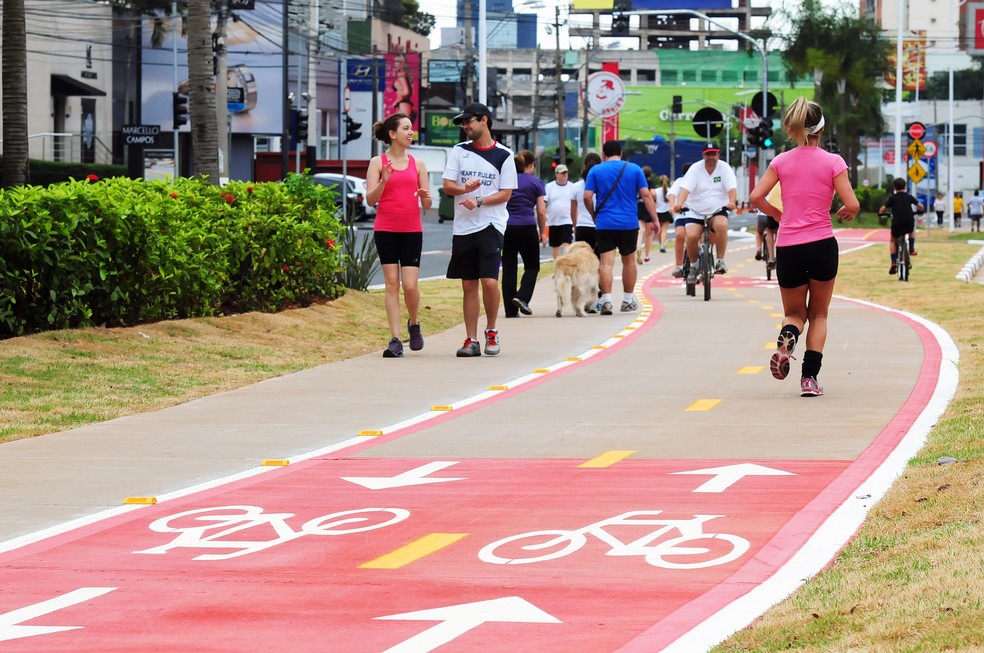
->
[584, 140, 659, 314]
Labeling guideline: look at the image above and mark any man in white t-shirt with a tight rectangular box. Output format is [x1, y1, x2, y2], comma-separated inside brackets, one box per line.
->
[442, 102, 518, 357]
[544, 164, 575, 259]
[967, 190, 984, 233]
[674, 142, 737, 278]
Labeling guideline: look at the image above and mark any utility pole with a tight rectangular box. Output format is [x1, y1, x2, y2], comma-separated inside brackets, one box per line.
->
[215, 0, 229, 180]
[581, 44, 590, 158]
[463, 0, 474, 103]
[555, 4, 565, 165]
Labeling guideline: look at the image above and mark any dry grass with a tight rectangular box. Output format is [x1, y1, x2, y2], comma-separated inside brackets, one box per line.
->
[713, 235, 984, 652]
[0, 278, 465, 442]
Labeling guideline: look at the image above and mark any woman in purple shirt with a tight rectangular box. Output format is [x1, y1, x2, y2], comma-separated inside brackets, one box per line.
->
[502, 150, 547, 317]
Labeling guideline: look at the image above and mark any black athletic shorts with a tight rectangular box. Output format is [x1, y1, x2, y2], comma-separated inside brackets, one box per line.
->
[775, 237, 839, 288]
[548, 224, 573, 248]
[446, 224, 504, 280]
[657, 211, 673, 224]
[374, 230, 423, 267]
[595, 228, 639, 256]
[890, 218, 915, 238]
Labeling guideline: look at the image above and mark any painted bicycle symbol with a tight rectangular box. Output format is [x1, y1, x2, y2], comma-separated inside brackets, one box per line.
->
[134, 505, 410, 561]
[478, 511, 749, 569]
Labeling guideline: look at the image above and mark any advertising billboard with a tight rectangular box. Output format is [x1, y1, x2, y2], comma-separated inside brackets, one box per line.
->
[969, 3, 984, 55]
[141, 4, 287, 135]
[572, 0, 730, 9]
[383, 53, 421, 131]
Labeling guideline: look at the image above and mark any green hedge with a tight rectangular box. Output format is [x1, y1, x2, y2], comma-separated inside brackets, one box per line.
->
[0, 173, 346, 338]
[0, 157, 131, 187]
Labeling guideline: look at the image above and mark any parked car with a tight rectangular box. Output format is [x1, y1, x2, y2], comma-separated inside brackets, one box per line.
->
[312, 173, 375, 222]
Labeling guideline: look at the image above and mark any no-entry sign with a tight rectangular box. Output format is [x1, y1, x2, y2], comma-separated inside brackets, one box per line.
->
[907, 121, 926, 140]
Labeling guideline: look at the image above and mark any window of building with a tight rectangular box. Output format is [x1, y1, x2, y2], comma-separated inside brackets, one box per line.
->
[682, 69, 697, 83]
[638, 69, 656, 82]
[699, 70, 718, 83]
[662, 69, 678, 83]
[721, 70, 738, 83]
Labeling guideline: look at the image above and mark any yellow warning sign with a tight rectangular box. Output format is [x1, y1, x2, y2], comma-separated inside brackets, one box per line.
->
[907, 139, 926, 161]
[907, 161, 927, 184]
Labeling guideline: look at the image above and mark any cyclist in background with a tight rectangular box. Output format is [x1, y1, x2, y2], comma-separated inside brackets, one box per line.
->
[667, 163, 693, 278]
[755, 181, 781, 271]
[673, 142, 737, 280]
[878, 178, 923, 275]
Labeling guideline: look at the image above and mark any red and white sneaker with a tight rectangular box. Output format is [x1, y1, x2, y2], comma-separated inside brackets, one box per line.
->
[770, 331, 797, 380]
[484, 328, 500, 356]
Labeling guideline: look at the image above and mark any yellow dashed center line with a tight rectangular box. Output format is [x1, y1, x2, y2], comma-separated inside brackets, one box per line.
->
[359, 533, 468, 569]
[686, 398, 722, 411]
[578, 450, 637, 468]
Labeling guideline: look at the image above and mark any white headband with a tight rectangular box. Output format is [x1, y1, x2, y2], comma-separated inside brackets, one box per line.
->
[807, 114, 825, 135]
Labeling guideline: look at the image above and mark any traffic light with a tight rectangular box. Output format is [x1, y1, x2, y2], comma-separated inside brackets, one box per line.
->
[759, 121, 774, 149]
[747, 123, 761, 147]
[612, 12, 629, 35]
[551, 153, 560, 169]
[342, 114, 362, 144]
[172, 91, 189, 128]
[672, 95, 682, 114]
[295, 109, 309, 143]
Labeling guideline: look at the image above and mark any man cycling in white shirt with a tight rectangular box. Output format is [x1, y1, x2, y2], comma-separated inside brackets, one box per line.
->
[673, 142, 737, 280]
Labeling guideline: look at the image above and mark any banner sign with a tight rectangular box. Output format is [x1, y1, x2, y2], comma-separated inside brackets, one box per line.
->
[384, 53, 421, 131]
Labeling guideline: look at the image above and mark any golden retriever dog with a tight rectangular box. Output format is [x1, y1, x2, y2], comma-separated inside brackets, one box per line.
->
[553, 241, 600, 317]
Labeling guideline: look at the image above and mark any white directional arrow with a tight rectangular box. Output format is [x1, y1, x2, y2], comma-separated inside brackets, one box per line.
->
[0, 587, 116, 642]
[673, 463, 795, 493]
[376, 596, 561, 653]
[342, 461, 466, 490]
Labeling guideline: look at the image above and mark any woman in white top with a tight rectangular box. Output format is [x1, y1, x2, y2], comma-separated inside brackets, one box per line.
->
[653, 175, 672, 253]
[544, 165, 575, 260]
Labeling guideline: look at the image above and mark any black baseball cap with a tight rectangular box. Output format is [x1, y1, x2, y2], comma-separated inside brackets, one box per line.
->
[453, 102, 493, 126]
[702, 142, 720, 154]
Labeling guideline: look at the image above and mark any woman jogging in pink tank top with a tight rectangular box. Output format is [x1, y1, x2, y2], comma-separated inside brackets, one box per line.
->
[750, 98, 859, 397]
[365, 113, 433, 358]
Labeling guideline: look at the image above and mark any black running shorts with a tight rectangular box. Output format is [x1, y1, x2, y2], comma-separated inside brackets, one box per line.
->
[447, 224, 504, 280]
[775, 237, 839, 288]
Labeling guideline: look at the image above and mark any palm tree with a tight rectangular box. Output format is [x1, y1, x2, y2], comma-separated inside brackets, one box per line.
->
[2, 0, 30, 187]
[187, 0, 218, 182]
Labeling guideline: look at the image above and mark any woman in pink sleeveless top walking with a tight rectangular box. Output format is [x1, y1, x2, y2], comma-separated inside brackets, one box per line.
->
[366, 113, 432, 358]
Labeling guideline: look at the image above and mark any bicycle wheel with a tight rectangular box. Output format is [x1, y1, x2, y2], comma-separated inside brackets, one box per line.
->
[478, 530, 586, 564]
[700, 243, 713, 301]
[897, 237, 909, 282]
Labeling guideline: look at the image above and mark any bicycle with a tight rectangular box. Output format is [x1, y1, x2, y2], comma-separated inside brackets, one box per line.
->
[895, 232, 911, 282]
[478, 510, 749, 570]
[680, 207, 729, 301]
[756, 213, 777, 281]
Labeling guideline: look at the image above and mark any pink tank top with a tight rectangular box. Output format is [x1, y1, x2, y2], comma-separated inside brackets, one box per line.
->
[373, 153, 423, 233]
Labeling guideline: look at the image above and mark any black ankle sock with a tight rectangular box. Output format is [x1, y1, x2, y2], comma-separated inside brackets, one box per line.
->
[780, 324, 801, 342]
[802, 349, 823, 379]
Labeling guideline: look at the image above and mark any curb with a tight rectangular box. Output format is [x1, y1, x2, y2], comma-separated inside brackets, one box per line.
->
[956, 241, 984, 282]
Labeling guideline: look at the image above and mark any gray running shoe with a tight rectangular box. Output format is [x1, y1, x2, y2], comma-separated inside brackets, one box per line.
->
[600, 301, 613, 315]
[671, 266, 685, 278]
[512, 297, 533, 315]
[686, 267, 699, 285]
[715, 258, 728, 274]
[620, 297, 639, 312]
[456, 338, 481, 357]
[383, 337, 404, 358]
[407, 320, 424, 351]
[484, 328, 500, 356]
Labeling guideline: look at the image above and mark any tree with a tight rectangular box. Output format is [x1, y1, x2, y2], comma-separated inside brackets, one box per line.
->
[186, 0, 219, 182]
[923, 62, 984, 100]
[402, 0, 435, 38]
[2, 0, 29, 187]
[779, 0, 889, 185]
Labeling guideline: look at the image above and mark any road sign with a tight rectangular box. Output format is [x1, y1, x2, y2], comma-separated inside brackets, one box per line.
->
[750, 91, 779, 118]
[227, 87, 245, 112]
[907, 121, 926, 140]
[907, 139, 927, 161]
[908, 161, 927, 184]
[692, 107, 724, 138]
[922, 139, 938, 159]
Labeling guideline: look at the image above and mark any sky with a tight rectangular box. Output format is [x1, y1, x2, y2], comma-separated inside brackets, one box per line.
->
[415, 0, 853, 51]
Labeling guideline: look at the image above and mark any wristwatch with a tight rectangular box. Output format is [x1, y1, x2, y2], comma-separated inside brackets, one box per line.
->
[476, 196, 484, 207]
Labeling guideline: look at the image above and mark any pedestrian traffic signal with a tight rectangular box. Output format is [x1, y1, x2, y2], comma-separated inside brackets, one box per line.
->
[760, 122, 774, 149]
[295, 109, 309, 143]
[343, 114, 361, 144]
[172, 91, 189, 128]
[612, 12, 629, 35]
[672, 95, 682, 114]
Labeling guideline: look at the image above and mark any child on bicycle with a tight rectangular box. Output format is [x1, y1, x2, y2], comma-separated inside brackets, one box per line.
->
[878, 178, 924, 275]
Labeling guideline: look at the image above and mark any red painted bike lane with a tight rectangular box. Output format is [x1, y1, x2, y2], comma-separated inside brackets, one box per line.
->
[0, 263, 958, 652]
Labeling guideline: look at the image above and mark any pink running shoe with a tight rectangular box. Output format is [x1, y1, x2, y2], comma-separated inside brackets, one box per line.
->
[800, 376, 824, 397]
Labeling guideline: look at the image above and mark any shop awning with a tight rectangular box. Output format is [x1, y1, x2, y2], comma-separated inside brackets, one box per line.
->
[51, 74, 106, 97]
